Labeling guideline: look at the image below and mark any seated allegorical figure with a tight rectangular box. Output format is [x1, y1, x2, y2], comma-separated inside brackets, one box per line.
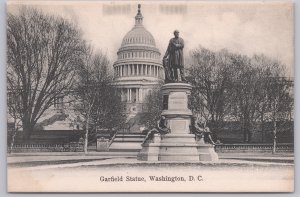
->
[142, 115, 170, 144]
[190, 116, 216, 145]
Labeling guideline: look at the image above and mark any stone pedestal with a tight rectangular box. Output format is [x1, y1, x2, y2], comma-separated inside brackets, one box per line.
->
[137, 83, 218, 162]
[96, 137, 109, 152]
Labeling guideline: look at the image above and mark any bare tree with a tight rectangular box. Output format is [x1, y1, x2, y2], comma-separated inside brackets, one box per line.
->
[7, 7, 85, 140]
[188, 47, 233, 123]
[249, 55, 293, 150]
[74, 48, 126, 153]
[228, 54, 261, 142]
[7, 89, 22, 152]
[266, 77, 293, 153]
[140, 85, 163, 129]
[251, 54, 282, 143]
[187, 47, 293, 144]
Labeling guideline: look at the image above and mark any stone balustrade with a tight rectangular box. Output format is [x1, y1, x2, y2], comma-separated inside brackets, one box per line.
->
[215, 143, 294, 153]
[9, 142, 84, 153]
[8, 143, 294, 153]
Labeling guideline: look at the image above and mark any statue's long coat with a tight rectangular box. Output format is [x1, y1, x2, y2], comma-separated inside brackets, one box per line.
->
[165, 37, 184, 68]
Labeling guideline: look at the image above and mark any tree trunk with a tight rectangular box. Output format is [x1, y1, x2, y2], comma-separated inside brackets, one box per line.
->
[272, 119, 277, 154]
[241, 118, 247, 143]
[261, 114, 265, 143]
[84, 116, 89, 154]
[22, 122, 33, 141]
[243, 126, 246, 142]
[247, 128, 251, 143]
[9, 120, 18, 154]
[261, 121, 265, 143]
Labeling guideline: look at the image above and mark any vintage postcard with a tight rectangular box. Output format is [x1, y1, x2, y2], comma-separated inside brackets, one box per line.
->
[7, 0, 294, 192]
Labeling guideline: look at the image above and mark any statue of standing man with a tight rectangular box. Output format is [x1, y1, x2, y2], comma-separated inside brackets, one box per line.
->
[163, 30, 186, 83]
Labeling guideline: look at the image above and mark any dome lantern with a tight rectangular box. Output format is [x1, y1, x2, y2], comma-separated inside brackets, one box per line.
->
[135, 4, 143, 26]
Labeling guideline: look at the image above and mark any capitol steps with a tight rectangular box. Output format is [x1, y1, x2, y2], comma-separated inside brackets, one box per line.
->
[109, 133, 145, 152]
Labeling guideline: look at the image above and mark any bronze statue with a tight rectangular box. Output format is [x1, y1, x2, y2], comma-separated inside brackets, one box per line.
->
[190, 117, 216, 145]
[142, 116, 170, 144]
[163, 30, 186, 83]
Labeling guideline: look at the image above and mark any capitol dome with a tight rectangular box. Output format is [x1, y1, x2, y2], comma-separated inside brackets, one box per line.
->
[121, 26, 156, 47]
[113, 4, 164, 117]
[115, 4, 161, 62]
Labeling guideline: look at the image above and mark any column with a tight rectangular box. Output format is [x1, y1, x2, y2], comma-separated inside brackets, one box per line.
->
[148, 65, 150, 76]
[159, 67, 162, 78]
[130, 64, 132, 75]
[137, 64, 140, 76]
[139, 88, 143, 102]
[133, 65, 135, 75]
[129, 88, 132, 102]
[127, 88, 129, 101]
[141, 64, 144, 75]
[136, 88, 139, 102]
[152, 65, 154, 76]
[135, 64, 138, 75]
[132, 65, 134, 75]
[132, 64, 134, 75]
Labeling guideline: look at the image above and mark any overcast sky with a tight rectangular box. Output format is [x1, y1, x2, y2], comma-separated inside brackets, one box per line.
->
[8, 0, 294, 76]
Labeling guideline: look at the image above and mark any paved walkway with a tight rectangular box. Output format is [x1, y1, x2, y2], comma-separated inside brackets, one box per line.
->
[7, 151, 294, 168]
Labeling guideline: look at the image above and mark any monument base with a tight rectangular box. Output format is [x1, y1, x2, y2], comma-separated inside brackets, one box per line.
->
[137, 83, 219, 162]
[137, 134, 219, 161]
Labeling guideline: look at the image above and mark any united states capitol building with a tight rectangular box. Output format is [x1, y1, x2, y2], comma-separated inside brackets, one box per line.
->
[112, 5, 164, 117]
